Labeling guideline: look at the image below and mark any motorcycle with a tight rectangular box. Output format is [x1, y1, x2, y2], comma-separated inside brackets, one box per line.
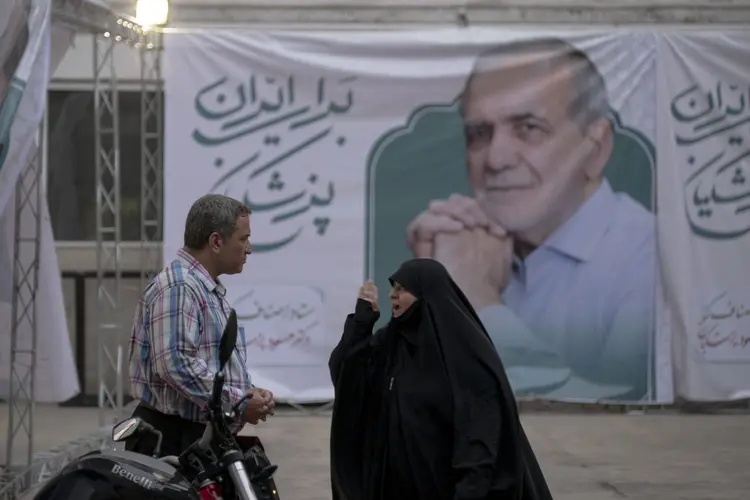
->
[33, 309, 280, 500]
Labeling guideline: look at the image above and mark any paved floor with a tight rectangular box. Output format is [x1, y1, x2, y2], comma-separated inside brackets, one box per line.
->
[2, 403, 750, 499]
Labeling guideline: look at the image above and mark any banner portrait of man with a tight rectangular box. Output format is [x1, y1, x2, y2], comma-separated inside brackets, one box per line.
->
[367, 36, 658, 402]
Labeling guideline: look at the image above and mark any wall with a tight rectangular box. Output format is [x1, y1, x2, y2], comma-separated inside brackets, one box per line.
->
[52, 34, 144, 83]
[57, 245, 159, 395]
[51, 0, 750, 396]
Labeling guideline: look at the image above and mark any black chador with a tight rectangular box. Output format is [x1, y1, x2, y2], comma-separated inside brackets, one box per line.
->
[329, 258, 554, 500]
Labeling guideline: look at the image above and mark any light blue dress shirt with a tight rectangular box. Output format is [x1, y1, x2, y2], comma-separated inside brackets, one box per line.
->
[478, 180, 656, 401]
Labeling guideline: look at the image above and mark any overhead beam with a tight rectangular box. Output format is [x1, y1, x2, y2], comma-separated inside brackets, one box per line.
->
[108, 0, 750, 25]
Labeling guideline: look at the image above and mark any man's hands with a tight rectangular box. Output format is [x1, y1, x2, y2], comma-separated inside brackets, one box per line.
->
[241, 387, 275, 425]
[358, 280, 379, 312]
[406, 194, 513, 310]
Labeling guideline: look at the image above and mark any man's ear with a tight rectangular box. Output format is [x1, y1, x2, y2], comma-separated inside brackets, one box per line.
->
[208, 232, 222, 253]
[583, 118, 613, 180]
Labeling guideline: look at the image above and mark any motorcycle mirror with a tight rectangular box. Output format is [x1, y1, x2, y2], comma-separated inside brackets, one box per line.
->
[112, 417, 143, 442]
[218, 309, 238, 371]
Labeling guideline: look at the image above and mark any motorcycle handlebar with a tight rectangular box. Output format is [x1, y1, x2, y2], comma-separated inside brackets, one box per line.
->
[232, 393, 251, 414]
[137, 420, 164, 458]
[197, 420, 213, 450]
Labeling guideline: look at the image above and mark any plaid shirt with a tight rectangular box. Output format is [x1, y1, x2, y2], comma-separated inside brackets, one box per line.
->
[128, 248, 252, 428]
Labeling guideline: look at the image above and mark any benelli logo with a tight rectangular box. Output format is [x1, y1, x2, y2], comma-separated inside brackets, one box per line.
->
[111, 464, 154, 490]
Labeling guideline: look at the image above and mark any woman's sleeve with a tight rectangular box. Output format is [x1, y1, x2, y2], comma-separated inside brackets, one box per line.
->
[328, 299, 380, 385]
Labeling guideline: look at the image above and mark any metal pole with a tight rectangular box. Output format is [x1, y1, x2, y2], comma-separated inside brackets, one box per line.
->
[93, 32, 122, 427]
[28, 128, 42, 466]
[4, 130, 43, 470]
[41, 106, 48, 198]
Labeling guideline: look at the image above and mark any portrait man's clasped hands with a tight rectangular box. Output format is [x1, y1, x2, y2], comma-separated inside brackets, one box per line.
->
[407, 194, 513, 310]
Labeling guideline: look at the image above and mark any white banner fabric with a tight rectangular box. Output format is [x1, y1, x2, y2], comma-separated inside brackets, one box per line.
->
[658, 33, 750, 401]
[0, 0, 80, 403]
[165, 29, 671, 404]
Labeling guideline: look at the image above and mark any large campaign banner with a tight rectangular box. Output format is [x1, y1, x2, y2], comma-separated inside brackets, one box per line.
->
[0, 0, 80, 403]
[658, 33, 750, 401]
[165, 29, 669, 404]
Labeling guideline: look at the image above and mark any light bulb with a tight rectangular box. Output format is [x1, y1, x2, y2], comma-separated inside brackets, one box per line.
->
[135, 0, 169, 27]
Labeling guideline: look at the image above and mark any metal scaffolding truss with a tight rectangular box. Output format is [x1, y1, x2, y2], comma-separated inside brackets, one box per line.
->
[94, 25, 164, 427]
[139, 31, 164, 292]
[3, 132, 44, 479]
[1, 1, 163, 498]
[93, 31, 125, 427]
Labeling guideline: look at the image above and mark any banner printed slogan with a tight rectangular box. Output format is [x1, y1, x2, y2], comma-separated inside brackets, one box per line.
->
[165, 31, 375, 400]
[192, 69, 355, 365]
[661, 34, 750, 367]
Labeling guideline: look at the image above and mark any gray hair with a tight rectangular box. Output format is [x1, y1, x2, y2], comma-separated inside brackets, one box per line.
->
[183, 194, 251, 250]
[462, 37, 610, 131]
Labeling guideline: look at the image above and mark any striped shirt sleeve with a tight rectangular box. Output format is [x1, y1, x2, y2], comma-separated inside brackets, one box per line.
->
[148, 283, 246, 410]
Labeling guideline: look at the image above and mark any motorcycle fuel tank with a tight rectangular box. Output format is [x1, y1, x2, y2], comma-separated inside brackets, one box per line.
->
[34, 450, 200, 500]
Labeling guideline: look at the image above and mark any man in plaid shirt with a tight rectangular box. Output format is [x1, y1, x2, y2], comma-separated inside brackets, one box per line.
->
[126, 194, 274, 456]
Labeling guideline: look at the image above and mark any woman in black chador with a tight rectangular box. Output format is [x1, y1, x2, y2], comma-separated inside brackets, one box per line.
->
[329, 258, 553, 500]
